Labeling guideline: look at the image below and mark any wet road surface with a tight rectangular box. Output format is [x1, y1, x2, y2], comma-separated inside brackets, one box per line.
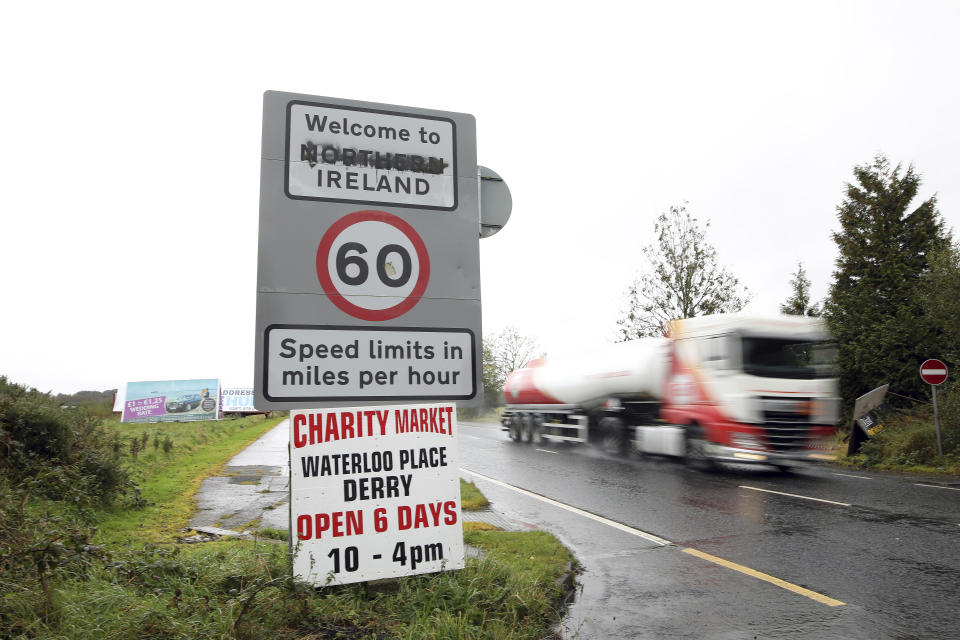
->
[458, 421, 960, 639]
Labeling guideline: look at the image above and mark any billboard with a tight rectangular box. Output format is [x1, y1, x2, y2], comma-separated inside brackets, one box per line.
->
[122, 379, 220, 423]
[220, 388, 259, 413]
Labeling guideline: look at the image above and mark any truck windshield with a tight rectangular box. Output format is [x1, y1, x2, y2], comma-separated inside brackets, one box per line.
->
[741, 337, 835, 379]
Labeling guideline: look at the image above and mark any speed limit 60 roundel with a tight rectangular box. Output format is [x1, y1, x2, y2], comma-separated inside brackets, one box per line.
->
[920, 358, 948, 386]
[316, 210, 430, 321]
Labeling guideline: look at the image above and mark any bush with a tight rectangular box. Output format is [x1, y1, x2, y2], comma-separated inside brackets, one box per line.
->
[0, 376, 133, 504]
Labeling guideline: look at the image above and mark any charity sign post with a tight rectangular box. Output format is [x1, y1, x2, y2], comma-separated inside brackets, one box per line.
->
[290, 403, 464, 586]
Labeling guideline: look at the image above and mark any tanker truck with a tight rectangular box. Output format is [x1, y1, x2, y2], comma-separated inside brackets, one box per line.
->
[500, 314, 840, 469]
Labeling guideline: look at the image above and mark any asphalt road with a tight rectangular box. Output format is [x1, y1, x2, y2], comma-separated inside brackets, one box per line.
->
[457, 421, 960, 640]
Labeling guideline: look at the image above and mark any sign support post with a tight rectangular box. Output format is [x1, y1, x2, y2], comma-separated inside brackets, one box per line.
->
[932, 384, 942, 457]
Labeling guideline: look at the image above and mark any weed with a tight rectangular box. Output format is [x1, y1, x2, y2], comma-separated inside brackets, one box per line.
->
[460, 479, 490, 511]
[258, 528, 289, 541]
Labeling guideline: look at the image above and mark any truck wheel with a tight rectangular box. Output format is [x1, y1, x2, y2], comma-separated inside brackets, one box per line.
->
[685, 426, 717, 471]
[599, 417, 629, 456]
[530, 414, 543, 445]
[508, 415, 522, 442]
[522, 414, 535, 443]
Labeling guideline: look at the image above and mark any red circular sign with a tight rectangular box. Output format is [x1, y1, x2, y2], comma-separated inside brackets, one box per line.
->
[919, 359, 948, 386]
[316, 210, 430, 321]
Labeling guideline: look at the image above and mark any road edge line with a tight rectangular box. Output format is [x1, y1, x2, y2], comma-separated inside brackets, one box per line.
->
[460, 468, 672, 546]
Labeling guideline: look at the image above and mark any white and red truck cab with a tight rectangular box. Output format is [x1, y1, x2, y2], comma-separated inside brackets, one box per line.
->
[501, 314, 840, 468]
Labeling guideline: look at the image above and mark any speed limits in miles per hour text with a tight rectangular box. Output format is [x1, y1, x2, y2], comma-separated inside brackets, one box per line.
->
[263, 326, 475, 402]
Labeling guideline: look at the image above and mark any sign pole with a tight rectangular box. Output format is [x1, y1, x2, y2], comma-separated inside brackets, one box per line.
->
[932, 384, 942, 457]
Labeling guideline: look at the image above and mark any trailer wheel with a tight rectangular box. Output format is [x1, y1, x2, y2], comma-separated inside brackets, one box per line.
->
[684, 425, 717, 471]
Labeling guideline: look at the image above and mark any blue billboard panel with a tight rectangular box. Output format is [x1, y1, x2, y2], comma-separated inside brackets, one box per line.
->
[220, 388, 258, 413]
[122, 379, 220, 423]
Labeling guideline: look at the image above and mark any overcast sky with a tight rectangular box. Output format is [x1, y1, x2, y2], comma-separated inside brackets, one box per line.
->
[2, 0, 958, 394]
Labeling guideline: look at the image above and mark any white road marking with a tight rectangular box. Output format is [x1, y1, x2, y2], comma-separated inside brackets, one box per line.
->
[461, 435, 483, 441]
[916, 483, 960, 492]
[832, 472, 872, 480]
[535, 448, 558, 454]
[739, 485, 851, 507]
[460, 467, 672, 545]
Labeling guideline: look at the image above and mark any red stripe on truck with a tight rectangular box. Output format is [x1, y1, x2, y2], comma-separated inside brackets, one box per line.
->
[503, 368, 563, 405]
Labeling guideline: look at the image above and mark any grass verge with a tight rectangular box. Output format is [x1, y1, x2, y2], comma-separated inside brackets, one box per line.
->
[94, 413, 286, 544]
[20, 528, 575, 640]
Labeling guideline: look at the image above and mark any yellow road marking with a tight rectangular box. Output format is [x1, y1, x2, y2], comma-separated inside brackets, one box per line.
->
[682, 548, 845, 607]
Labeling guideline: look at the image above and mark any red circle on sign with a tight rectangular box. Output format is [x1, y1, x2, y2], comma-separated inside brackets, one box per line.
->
[316, 210, 430, 321]
[920, 358, 948, 386]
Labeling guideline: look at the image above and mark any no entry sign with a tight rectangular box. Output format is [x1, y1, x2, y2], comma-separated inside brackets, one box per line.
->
[255, 92, 482, 409]
[920, 359, 948, 386]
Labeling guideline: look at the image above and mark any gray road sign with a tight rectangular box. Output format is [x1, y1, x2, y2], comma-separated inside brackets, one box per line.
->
[255, 91, 482, 409]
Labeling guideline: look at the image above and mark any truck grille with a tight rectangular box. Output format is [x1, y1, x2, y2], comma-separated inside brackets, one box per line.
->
[762, 424, 810, 452]
[760, 396, 814, 423]
[760, 396, 812, 452]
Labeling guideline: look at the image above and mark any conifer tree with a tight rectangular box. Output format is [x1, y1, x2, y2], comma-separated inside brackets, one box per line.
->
[824, 155, 947, 408]
[920, 241, 960, 364]
[780, 262, 820, 316]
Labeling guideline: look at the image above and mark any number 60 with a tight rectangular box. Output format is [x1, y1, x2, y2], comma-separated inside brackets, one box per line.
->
[336, 242, 411, 288]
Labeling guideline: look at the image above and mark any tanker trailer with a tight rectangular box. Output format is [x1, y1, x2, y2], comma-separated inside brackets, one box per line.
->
[500, 313, 841, 469]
